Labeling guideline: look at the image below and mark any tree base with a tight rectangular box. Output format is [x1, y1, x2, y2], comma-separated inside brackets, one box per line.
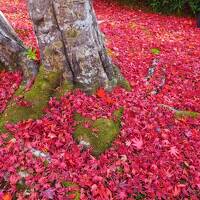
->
[0, 66, 129, 127]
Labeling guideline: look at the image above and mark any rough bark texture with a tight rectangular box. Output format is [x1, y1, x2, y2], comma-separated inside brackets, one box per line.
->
[0, 11, 38, 83]
[28, 0, 123, 93]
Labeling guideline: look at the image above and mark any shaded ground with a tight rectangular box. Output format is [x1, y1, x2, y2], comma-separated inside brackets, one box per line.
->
[0, 0, 200, 199]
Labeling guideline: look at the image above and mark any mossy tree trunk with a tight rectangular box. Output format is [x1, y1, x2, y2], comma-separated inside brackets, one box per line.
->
[27, 0, 123, 92]
[0, 0, 126, 133]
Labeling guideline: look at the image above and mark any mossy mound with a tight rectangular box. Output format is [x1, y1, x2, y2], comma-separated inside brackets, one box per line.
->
[175, 110, 200, 119]
[73, 108, 123, 156]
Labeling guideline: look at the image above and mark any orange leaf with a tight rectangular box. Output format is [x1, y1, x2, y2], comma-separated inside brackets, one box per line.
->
[96, 88, 106, 98]
[104, 96, 115, 104]
[3, 193, 12, 200]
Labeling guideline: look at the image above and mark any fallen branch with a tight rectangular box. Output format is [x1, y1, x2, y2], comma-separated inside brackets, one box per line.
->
[158, 104, 200, 119]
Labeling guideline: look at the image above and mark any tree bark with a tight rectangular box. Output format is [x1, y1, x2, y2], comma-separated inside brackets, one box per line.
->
[0, 11, 38, 83]
[27, 0, 123, 92]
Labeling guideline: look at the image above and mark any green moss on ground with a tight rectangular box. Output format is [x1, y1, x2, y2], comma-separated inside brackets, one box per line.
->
[0, 65, 62, 133]
[16, 179, 28, 192]
[118, 78, 132, 92]
[62, 181, 80, 200]
[159, 104, 200, 120]
[135, 192, 146, 200]
[175, 110, 200, 119]
[73, 108, 123, 156]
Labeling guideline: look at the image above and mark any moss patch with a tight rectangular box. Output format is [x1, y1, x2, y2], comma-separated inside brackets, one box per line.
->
[62, 181, 80, 200]
[135, 192, 146, 200]
[55, 80, 74, 99]
[73, 108, 123, 156]
[16, 179, 27, 192]
[159, 104, 200, 120]
[118, 78, 132, 92]
[0, 65, 62, 133]
[175, 110, 200, 119]
[113, 65, 132, 92]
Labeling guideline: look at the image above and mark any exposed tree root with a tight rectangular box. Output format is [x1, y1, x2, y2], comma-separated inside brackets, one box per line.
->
[158, 104, 200, 119]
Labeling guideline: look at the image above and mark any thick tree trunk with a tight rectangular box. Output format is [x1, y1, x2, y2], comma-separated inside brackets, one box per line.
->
[28, 0, 123, 92]
[0, 11, 38, 83]
[0, 0, 129, 133]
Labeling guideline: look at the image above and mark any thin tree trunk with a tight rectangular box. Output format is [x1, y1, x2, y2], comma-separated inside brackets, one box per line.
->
[0, 11, 38, 83]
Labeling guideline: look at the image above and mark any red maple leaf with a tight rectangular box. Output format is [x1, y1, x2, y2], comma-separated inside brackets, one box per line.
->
[96, 88, 106, 98]
[132, 137, 143, 150]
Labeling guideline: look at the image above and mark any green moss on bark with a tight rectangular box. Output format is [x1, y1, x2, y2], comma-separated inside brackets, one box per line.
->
[0, 65, 62, 133]
[73, 108, 123, 156]
[113, 65, 132, 91]
[55, 80, 74, 99]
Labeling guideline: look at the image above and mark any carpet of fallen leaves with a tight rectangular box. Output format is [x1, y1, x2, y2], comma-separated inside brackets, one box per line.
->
[0, 0, 200, 199]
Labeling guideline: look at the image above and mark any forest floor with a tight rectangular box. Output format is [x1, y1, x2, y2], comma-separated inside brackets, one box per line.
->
[0, 0, 200, 199]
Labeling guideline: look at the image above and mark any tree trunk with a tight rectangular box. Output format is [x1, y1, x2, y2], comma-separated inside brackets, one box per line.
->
[27, 0, 123, 92]
[0, 0, 128, 133]
[0, 11, 38, 83]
